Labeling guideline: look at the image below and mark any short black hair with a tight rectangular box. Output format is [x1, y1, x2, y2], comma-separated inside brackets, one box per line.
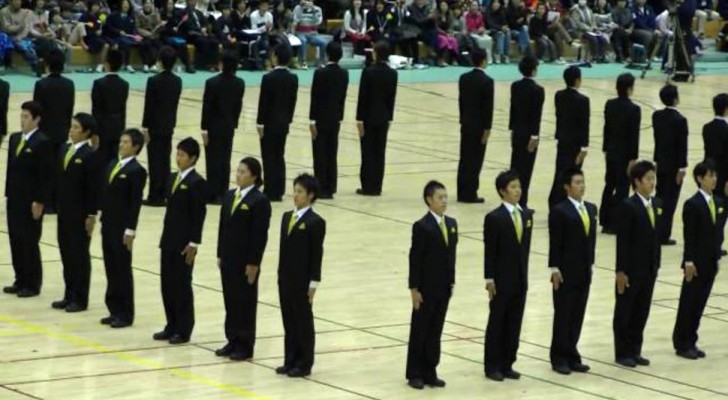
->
[326, 41, 342, 62]
[518, 55, 538, 77]
[221, 49, 239, 74]
[616, 73, 635, 97]
[471, 47, 487, 67]
[712, 93, 728, 116]
[273, 44, 292, 65]
[629, 160, 656, 189]
[159, 46, 176, 71]
[240, 157, 263, 187]
[122, 128, 145, 154]
[560, 166, 584, 188]
[659, 84, 678, 106]
[373, 40, 390, 61]
[21, 101, 42, 120]
[106, 49, 123, 72]
[693, 159, 717, 187]
[46, 47, 65, 73]
[423, 180, 446, 205]
[177, 137, 200, 162]
[258, 0, 268, 4]
[495, 170, 520, 198]
[563, 66, 581, 87]
[73, 112, 96, 137]
[293, 173, 320, 203]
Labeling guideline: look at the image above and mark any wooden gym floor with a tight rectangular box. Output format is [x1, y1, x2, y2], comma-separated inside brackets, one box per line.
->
[0, 71, 727, 400]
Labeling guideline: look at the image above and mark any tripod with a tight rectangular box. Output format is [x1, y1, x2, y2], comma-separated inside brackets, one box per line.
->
[640, 9, 695, 82]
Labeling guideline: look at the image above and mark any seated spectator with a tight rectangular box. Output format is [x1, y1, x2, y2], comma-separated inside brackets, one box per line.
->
[78, 0, 110, 72]
[529, 2, 558, 62]
[718, 21, 727, 50]
[103, 0, 141, 72]
[248, 0, 274, 69]
[404, 0, 438, 67]
[391, 0, 419, 65]
[464, 0, 493, 63]
[214, 2, 236, 51]
[58, 0, 87, 21]
[506, 0, 533, 57]
[610, 0, 632, 62]
[159, 0, 193, 72]
[136, 0, 163, 72]
[719, 0, 728, 19]
[631, 0, 662, 60]
[569, 0, 608, 62]
[545, 0, 578, 62]
[31, 0, 64, 61]
[486, 0, 510, 62]
[451, 3, 473, 59]
[366, 0, 396, 49]
[593, 0, 616, 53]
[655, 8, 673, 68]
[0, 0, 43, 75]
[434, 1, 459, 66]
[695, 0, 720, 39]
[292, 0, 327, 69]
[343, 0, 371, 56]
[179, 0, 219, 72]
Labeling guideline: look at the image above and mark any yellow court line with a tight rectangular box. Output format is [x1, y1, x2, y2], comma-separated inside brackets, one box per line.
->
[0, 315, 268, 399]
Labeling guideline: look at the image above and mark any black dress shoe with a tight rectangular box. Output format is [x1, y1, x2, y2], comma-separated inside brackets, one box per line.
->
[17, 288, 39, 298]
[553, 364, 571, 375]
[275, 365, 291, 375]
[661, 239, 677, 246]
[407, 378, 425, 389]
[215, 343, 234, 357]
[721, 249, 727, 257]
[229, 351, 251, 361]
[168, 334, 189, 344]
[676, 349, 699, 360]
[51, 300, 68, 310]
[485, 372, 504, 381]
[503, 369, 521, 380]
[287, 367, 311, 378]
[153, 331, 172, 341]
[3, 285, 18, 294]
[142, 199, 166, 207]
[693, 347, 706, 358]
[100, 316, 115, 325]
[424, 377, 446, 387]
[355, 189, 380, 196]
[635, 356, 650, 366]
[65, 303, 86, 312]
[110, 319, 132, 328]
[570, 363, 590, 373]
[458, 197, 485, 204]
[616, 357, 636, 367]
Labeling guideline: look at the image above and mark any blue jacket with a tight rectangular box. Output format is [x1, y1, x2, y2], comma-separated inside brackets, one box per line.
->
[632, 5, 657, 30]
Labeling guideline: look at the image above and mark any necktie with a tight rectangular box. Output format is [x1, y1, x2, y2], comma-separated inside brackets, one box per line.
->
[231, 190, 243, 216]
[513, 209, 522, 243]
[171, 173, 182, 194]
[108, 160, 122, 183]
[63, 145, 74, 170]
[439, 218, 449, 245]
[579, 204, 590, 235]
[287, 212, 297, 235]
[16, 135, 26, 157]
[709, 197, 716, 224]
[646, 203, 655, 228]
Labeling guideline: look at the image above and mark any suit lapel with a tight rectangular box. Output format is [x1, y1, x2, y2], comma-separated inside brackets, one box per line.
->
[427, 213, 448, 248]
[288, 210, 308, 238]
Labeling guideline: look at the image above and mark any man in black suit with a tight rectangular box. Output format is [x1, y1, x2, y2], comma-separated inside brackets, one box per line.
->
[216, 157, 272, 361]
[548, 167, 597, 375]
[355, 41, 398, 196]
[653, 84, 688, 245]
[154, 138, 207, 344]
[257, 45, 298, 202]
[275, 174, 326, 378]
[180, 0, 219, 71]
[600, 73, 641, 234]
[484, 170, 533, 381]
[672, 161, 726, 360]
[99, 129, 148, 328]
[202, 50, 245, 204]
[3, 101, 53, 298]
[457, 48, 493, 204]
[92, 50, 130, 163]
[613, 160, 662, 368]
[33, 48, 75, 214]
[0, 77, 8, 143]
[309, 42, 348, 200]
[508, 56, 544, 208]
[702, 94, 728, 203]
[143, 46, 183, 207]
[547, 66, 590, 210]
[406, 180, 457, 390]
[52, 113, 100, 313]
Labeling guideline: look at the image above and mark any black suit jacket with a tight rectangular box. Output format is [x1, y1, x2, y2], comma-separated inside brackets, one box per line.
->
[652, 108, 688, 174]
[160, 170, 207, 251]
[256, 68, 298, 131]
[409, 213, 457, 297]
[100, 158, 147, 232]
[702, 118, 728, 194]
[555, 87, 590, 150]
[278, 209, 326, 291]
[92, 74, 129, 142]
[484, 204, 534, 294]
[33, 74, 75, 144]
[616, 194, 663, 277]
[57, 142, 100, 218]
[509, 77, 544, 146]
[603, 96, 641, 161]
[0, 78, 8, 139]
[201, 73, 245, 134]
[459, 68, 494, 133]
[309, 63, 349, 127]
[356, 61, 398, 125]
[5, 131, 53, 205]
[548, 199, 597, 288]
[217, 187, 272, 265]
[142, 70, 182, 134]
[683, 192, 726, 274]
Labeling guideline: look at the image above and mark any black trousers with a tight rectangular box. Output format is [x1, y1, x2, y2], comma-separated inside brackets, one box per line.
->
[101, 226, 134, 324]
[406, 293, 450, 381]
[613, 273, 656, 360]
[612, 28, 631, 61]
[6, 200, 44, 292]
[484, 291, 526, 374]
[359, 122, 389, 194]
[220, 259, 258, 357]
[600, 157, 630, 230]
[312, 123, 340, 196]
[457, 127, 486, 201]
[279, 284, 315, 371]
[550, 284, 589, 367]
[548, 144, 582, 210]
[205, 131, 234, 201]
[57, 212, 91, 307]
[260, 129, 288, 200]
[139, 37, 160, 67]
[398, 37, 420, 63]
[672, 270, 716, 352]
[161, 248, 195, 338]
[147, 131, 173, 203]
[189, 35, 219, 69]
[510, 141, 537, 208]
[98, 136, 119, 166]
[656, 169, 682, 242]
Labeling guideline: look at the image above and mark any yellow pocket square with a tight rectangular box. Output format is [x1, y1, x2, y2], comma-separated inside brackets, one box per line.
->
[25, 148, 32, 153]
[526, 220, 532, 228]
[656, 208, 663, 216]
[451, 227, 456, 233]
[180, 184, 188, 190]
[719, 207, 724, 214]
[299, 223, 306, 230]
[74, 158, 82, 164]
[119, 174, 127, 179]
[240, 203, 249, 210]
